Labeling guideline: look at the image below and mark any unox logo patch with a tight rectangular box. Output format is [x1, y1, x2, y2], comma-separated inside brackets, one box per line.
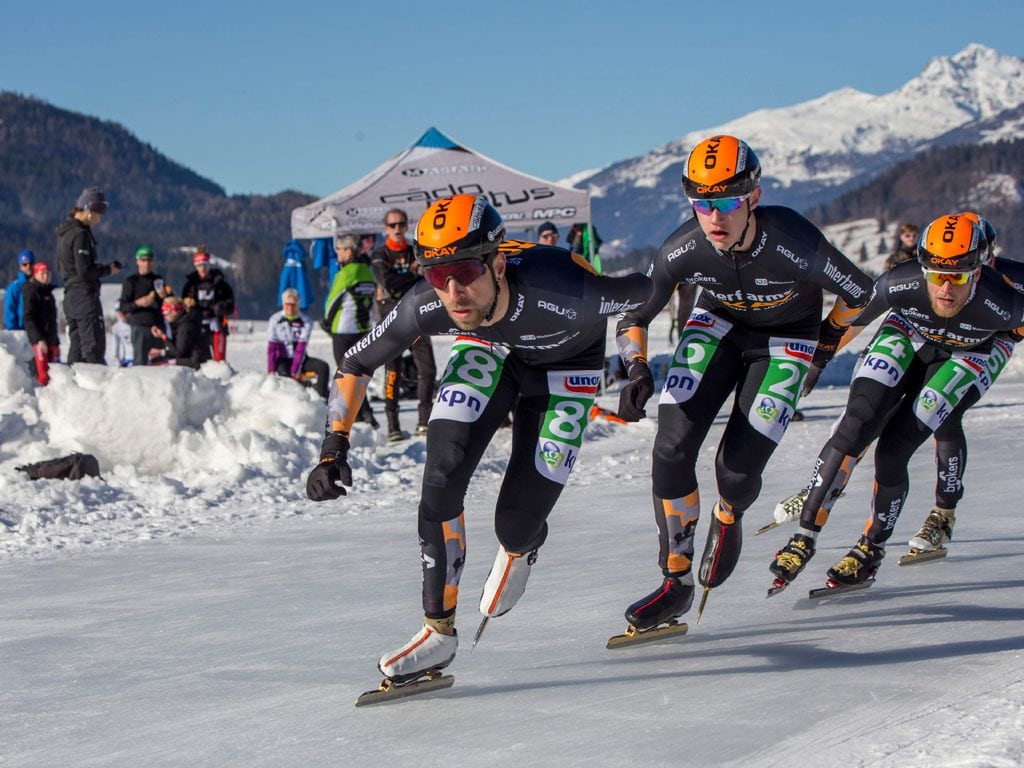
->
[919, 389, 940, 412]
[685, 313, 716, 330]
[564, 374, 600, 395]
[785, 342, 815, 362]
[961, 355, 986, 374]
[540, 441, 564, 468]
[756, 396, 779, 422]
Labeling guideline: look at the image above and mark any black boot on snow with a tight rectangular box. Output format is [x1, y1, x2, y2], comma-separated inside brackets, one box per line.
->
[624, 574, 695, 630]
[698, 505, 743, 588]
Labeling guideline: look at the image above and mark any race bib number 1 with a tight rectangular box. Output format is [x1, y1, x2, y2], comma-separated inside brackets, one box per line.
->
[915, 354, 986, 431]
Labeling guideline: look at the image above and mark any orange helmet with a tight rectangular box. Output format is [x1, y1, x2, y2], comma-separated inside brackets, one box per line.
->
[917, 214, 984, 272]
[682, 135, 761, 200]
[958, 211, 997, 266]
[415, 194, 506, 266]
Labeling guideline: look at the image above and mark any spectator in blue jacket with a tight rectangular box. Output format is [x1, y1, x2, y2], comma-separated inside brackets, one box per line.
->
[3, 250, 35, 330]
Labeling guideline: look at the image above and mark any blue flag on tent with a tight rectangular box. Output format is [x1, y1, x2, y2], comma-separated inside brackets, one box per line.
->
[278, 240, 314, 310]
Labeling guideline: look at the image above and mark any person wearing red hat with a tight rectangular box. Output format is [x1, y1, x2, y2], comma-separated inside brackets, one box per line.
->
[148, 295, 211, 370]
[180, 247, 235, 362]
[22, 262, 60, 385]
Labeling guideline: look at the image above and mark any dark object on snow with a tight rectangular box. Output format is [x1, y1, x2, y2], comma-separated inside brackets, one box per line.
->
[16, 453, 101, 481]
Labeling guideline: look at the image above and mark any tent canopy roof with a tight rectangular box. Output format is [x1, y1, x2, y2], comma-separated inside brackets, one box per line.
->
[291, 127, 589, 240]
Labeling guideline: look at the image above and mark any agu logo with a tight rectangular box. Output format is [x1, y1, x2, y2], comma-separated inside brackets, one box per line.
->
[540, 441, 564, 468]
[756, 396, 779, 422]
[564, 374, 600, 394]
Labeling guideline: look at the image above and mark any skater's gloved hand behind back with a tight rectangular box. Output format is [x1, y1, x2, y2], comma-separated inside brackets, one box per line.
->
[617, 359, 655, 421]
[802, 318, 844, 397]
[306, 435, 353, 500]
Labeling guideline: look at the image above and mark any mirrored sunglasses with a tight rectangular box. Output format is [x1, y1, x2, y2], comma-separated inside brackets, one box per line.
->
[689, 194, 750, 216]
[422, 259, 488, 290]
[923, 269, 976, 286]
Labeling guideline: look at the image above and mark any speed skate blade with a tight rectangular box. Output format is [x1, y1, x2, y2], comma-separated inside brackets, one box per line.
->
[898, 547, 948, 566]
[808, 580, 873, 599]
[606, 622, 689, 649]
[355, 672, 454, 707]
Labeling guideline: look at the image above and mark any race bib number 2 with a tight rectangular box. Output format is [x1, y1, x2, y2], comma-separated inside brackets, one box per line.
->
[747, 338, 813, 444]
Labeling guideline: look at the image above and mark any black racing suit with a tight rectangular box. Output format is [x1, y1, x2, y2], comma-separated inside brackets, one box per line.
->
[318, 241, 652, 619]
[929, 256, 1024, 508]
[795, 261, 1024, 546]
[616, 205, 873, 578]
[56, 216, 114, 364]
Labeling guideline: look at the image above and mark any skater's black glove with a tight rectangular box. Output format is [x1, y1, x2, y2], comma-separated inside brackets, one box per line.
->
[306, 434, 352, 501]
[617, 359, 655, 422]
[802, 319, 845, 397]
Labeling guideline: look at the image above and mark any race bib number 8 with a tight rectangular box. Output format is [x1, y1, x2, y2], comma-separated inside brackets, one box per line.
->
[536, 371, 601, 485]
[432, 338, 508, 424]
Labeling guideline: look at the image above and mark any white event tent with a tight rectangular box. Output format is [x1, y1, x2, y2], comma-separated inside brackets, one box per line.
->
[290, 128, 590, 242]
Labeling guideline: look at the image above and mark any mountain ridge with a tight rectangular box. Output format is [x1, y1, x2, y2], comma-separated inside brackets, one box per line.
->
[577, 44, 1024, 252]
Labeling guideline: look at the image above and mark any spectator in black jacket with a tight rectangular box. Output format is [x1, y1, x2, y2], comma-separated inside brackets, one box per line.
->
[181, 248, 235, 362]
[371, 207, 436, 441]
[119, 246, 168, 365]
[148, 296, 211, 370]
[56, 187, 121, 364]
[23, 262, 60, 386]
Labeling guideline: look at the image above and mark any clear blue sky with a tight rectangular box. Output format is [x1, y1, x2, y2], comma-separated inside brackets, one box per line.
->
[5, 0, 1023, 198]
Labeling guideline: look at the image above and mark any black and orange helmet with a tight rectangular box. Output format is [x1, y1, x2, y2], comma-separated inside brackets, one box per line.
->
[681, 135, 761, 200]
[415, 194, 506, 266]
[917, 214, 984, 272]
[958, 211, 998, 266]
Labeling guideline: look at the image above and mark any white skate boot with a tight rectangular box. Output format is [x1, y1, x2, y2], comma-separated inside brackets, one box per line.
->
[774, 488, 809, 525]
[479, 545, 537, 617]
[908, 508, 956, 552]
[378, 621, 458, 683]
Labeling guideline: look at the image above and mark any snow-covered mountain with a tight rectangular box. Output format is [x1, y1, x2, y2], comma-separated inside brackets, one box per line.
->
[579, 44, 1024, 253]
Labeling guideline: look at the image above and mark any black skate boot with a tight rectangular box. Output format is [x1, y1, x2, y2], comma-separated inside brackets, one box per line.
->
[770, 533, 816, 585]
[624, 573, 695, 630]
[826, 535, 885, 586]
[698, 505, 743, 588]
